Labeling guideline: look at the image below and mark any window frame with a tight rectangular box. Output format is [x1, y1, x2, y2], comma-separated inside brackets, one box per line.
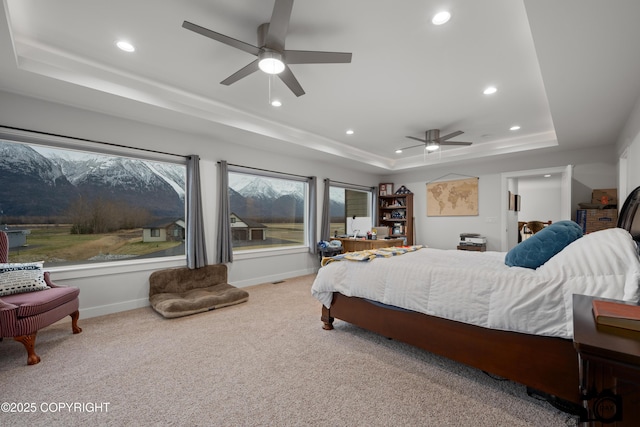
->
[328, 182, 376, 238]
[227, 165, 312, 257]
[0, 127, 188, 272]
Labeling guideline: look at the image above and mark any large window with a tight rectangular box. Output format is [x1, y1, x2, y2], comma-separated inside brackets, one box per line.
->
[229, 169, 309, 251]
[328, 185, 373, 238]
[0, 138, 186, 266]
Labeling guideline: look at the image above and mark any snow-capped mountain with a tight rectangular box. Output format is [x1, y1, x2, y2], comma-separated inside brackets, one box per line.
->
[229, 173, 303, 200]
[0, 140, 69, 185]
[0, 141, 185, 218]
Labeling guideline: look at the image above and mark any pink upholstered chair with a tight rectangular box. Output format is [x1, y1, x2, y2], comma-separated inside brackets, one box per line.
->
[0, 231, 81, 365]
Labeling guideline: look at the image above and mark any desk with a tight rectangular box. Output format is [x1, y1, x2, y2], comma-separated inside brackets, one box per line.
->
[573, 294, 640, 426]
[334, 237, 404, 253]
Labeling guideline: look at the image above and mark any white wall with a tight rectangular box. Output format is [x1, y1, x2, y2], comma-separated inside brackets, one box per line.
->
[617, 92, 640, 196]
[381, 146, 617, 251]
[517, 176, 562, 223]
[0, 90, 380, 318]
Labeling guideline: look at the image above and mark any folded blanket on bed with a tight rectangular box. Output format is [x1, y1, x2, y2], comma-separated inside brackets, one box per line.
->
[321, 245, 424, 266]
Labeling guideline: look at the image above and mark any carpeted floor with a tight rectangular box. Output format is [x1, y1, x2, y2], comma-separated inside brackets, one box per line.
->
[0, 274, 579, 426]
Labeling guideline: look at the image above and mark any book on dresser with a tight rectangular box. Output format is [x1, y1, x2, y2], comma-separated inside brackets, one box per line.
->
[592, 299, 640, 332]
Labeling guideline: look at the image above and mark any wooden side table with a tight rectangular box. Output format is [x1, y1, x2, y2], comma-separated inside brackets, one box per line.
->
[573, 294, 640, 426]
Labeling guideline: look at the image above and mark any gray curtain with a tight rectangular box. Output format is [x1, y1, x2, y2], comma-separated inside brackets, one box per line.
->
[217, 160, 233, 263]
[186, 155, 207, 269]
[320, 178, 331, 241]
[308, 176, 318, 254]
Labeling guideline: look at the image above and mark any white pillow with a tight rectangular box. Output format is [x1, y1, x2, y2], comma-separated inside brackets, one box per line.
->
[0, 262, 50, 296]
[538, 228, 640, 301]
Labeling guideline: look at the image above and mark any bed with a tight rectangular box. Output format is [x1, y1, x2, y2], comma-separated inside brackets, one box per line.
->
[312, 187, 640, 407]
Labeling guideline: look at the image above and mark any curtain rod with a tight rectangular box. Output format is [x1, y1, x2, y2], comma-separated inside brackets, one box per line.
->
[220, 162, 313, 180]
[325, 178, 375, 191]
[426, 173, 478, 184]
[0, 125, 190, 159]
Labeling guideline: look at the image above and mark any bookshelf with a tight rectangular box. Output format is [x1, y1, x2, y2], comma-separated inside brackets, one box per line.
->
[377, 191, 413, 245]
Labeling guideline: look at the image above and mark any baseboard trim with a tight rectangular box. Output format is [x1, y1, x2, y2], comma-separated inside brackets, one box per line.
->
[231, 268, 317, 288]
[79, 298, 150, 319]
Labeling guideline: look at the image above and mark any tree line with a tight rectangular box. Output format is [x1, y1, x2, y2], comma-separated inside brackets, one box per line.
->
[67, 196, 153, 234]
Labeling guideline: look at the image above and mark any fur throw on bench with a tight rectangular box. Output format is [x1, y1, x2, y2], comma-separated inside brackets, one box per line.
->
[149, 264, 248, 318]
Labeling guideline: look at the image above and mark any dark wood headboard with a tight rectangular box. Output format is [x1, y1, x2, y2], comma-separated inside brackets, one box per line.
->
[618, 186, 640, 243]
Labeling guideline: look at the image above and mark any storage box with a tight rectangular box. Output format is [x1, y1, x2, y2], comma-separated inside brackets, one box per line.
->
[591, 189, 618, 206]
[576, 209, 618, 233]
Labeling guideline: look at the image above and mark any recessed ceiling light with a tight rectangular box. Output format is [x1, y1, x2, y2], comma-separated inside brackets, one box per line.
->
[395, 149, 403, 154]
[116, 40, 135, 52]
[510, 125, 521, 131]
[544, 174, 551, 178]
[432, 11, 451, 25]
[271, 100, 282, 107]
[346, 129, 354, 135]
[483, 86, 497, 95]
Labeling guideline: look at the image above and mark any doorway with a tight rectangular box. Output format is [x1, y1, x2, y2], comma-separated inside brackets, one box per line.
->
[500, 165, 572, 251]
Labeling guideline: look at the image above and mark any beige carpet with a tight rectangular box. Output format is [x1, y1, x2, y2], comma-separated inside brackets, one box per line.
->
[0, 274, 578, 426]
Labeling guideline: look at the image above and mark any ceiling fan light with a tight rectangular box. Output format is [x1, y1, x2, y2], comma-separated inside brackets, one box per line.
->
[432, 11, 451, 26]
[259, 51, 285, 74]
[426, 143, 439, 151]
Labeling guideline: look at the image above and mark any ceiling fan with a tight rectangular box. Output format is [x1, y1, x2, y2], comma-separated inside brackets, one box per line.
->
[400, 129, 473, 152]
[182, 0, 352, 97]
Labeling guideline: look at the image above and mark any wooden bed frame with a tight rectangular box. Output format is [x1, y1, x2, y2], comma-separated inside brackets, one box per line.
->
[322, 295, 580, 404]
[319, 186, 640, 409]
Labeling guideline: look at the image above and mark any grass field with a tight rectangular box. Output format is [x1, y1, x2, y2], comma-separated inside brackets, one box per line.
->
[8, 225, 182, 264]
[7, 221, 348, 262]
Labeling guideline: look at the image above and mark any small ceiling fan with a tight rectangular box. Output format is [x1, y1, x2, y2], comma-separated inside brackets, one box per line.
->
[182, 0, 352, 97]
[400, 129, 473, 152]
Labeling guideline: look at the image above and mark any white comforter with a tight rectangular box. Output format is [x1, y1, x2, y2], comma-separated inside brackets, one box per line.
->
[311, 228, 640, 339]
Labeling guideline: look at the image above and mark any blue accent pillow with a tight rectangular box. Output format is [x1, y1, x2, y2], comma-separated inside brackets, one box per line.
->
[505, 220, 583, 269]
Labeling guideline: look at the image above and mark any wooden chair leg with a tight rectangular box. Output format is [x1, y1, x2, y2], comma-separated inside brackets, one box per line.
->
[70, 310, 82, 334]
[14, 333, 41, 365]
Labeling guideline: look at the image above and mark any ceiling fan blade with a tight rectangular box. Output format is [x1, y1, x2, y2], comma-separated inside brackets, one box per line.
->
[398, 143, 427, 151]
[220, 59, 260, 85]
[437, 130, 464, 141]
[278, 66, 305, 96]
[405, 136, 427, 143]
[284, 50, 352, 64]
[182, 21, 261, 56]
[265, 0, 294, 51]
[440, 141, 473, 146]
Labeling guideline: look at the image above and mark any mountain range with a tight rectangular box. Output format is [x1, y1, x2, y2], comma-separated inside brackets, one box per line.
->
[0, 141, 186, 220]
[0, 141, 345, 224]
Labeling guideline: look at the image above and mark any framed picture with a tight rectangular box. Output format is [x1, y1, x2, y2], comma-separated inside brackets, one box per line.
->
[379, 183, 393, 196]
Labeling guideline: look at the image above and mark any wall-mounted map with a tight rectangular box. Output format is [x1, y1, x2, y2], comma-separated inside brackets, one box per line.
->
[426, 177, 479, 216]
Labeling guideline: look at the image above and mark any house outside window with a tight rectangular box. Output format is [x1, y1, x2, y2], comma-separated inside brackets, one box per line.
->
[0, 137, 186, 266]
[228, 169, 309, 251]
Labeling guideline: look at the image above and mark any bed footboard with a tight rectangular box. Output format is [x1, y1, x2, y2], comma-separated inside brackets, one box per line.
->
[323, 292, 581, 405]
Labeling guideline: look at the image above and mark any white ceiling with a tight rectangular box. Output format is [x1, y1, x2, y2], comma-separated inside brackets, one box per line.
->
[1, 0, 639, 173]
